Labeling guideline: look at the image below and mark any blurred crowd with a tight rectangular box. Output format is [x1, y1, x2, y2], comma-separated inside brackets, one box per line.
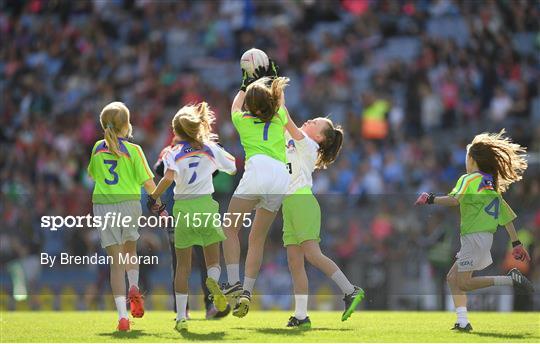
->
[1, 0, 539, 311]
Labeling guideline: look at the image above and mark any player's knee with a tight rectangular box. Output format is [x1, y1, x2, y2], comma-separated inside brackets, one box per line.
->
[287, 255, 303, 271]
[303, 249, 321, 264]
[457, 278, 473, 291]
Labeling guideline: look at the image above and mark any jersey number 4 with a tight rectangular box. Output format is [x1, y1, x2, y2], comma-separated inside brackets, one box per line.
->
[484, 197, 500, 219]
[103, 160, 119, 185]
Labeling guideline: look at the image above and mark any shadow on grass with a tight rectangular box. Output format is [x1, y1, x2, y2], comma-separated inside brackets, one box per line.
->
[97, 330, 151, 339]
[98, 329, 226, 342]
[178, 331, 226, 341]
[233, 327, 353, 336]
[469, 331, 539, 340]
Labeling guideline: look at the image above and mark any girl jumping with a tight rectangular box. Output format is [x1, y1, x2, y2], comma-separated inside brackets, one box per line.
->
[148, 102, 236, 333]
[415, 129, 533, 331]
[282, 109, 364, 328]
[222, 63, 291, 318]
[87, 102, 157, 331]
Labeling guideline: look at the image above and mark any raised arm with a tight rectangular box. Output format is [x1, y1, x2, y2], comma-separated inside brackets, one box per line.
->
[231, 90, 246, 115]
[283, 106, 304, 141]
[231, 68, 254, 115]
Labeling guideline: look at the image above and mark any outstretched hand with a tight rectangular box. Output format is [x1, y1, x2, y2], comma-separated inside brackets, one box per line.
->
[415, 192, 434, 205]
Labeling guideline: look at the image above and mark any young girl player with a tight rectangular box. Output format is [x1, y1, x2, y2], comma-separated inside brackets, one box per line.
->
[282, 108, 364, 328]
[148, 102, 236, 333]
[222, 64, 291, 318]
[416, 129, 533, 331]
[87, 102, 158, 331]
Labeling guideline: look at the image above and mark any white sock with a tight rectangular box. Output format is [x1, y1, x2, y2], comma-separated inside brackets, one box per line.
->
[456, 306, 468, 327]
[227, 264, 240, 285]
[331, 270, 355, 295]
[114, 296, 128, 320]
[243, 277, 256, 293]
[207, 266, 221, 282]
[493, 276, 512, 286]
[294, 295, 308, 320]
[127, 269, 139, 288]
[175, 293, 188, 321]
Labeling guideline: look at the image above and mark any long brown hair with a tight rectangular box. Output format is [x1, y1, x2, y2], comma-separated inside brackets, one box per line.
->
[316, 118, 344, 169]
[467, 129, 528, 193]
[172, 102, 217, 149]
[99, 102, 131, 156]
[244, 76, 289, 122]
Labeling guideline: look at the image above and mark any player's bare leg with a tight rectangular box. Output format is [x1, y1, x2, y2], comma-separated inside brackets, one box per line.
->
[124, 240, 144, 318]
[222, 197, 256, 299]
[174, 247, 192, 332]
[286, 245, 311, 329]
[233, 207, 276, 318]
[447, 262, 471, 331]
[106, 244, 129, 331]
[203, 243, 228, 312]
[301, 240, 363, 321]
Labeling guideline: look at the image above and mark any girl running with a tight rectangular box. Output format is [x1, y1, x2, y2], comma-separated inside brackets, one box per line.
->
[415, 129, 533, 332]
[87, 102, 157, 331]
[282, 109, 364, 329]
[148, 102, 236, 333]
[222, 64, 291, 318]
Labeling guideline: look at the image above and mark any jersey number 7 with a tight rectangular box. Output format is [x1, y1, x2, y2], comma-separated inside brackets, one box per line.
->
[254, 121, 271, 141]
[188, 160, 199, 184]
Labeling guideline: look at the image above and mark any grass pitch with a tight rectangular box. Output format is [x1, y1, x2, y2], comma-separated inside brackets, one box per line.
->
[1, 311, 539, 342]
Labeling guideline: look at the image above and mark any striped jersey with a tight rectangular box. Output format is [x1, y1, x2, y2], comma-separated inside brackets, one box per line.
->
[162, 141, 236, 200]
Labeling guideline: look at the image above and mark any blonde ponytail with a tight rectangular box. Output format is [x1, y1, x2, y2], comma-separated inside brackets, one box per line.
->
[99, 102, 131, 157]
[104, 126, 120, 156]
[172, 102, 218, 149]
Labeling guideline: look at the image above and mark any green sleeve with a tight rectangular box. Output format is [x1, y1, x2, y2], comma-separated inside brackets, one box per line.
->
[448, 175, 466, 198]
[132, 144, 154, 185]
[498, 197, 517, 225]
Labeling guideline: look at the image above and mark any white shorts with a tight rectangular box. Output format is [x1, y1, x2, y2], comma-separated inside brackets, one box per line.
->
[93, 200, 142, 248]
[233, 154, 290, 212]
[456, 232, 493, 272]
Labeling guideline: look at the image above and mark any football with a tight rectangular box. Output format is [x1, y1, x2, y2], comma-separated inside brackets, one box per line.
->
[240, 48, 269, 77]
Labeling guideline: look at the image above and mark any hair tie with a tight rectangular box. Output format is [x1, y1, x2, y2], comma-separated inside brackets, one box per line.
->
[106, 123, 113, 129]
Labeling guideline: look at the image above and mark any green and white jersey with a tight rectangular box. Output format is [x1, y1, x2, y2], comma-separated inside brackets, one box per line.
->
[231, 107, 288, 163]
[87, 138, 154, 204]
[285, 131, 319, 194]
[449, 172, 516, 235]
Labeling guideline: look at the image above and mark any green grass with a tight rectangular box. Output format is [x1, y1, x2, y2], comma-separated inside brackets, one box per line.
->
[1, 311, 539, 343]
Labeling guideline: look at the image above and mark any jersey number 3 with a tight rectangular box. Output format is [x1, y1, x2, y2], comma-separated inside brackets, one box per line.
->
[484, 197, 500, 219]
[103, 160, 119, 185]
